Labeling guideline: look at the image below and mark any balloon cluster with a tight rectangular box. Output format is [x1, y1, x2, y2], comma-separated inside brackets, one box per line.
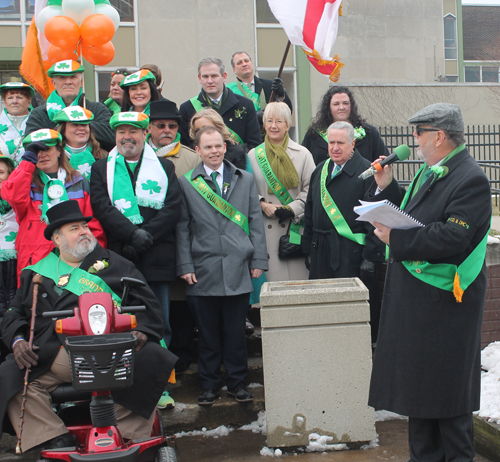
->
[36, 0, 120, 66]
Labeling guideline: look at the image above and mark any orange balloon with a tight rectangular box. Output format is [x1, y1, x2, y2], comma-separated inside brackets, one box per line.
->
[80, 14, 115, 48]
[44, 16, 81, 50]
[82, 41, 115, 66]
[47, 44, 80, 65]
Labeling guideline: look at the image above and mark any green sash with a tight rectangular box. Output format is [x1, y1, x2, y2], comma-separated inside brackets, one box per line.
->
[104, 98, 122, 115]
[185, 170, 249, 235]
[254, 143, 301, 245]
[398, 144, 488, 301]
[226, 81, 266, 111]
[24, 252, 122, 305]
[320, 159, 366, 245]
[314, 127, 328, 144]
[190, 96, 243, 145]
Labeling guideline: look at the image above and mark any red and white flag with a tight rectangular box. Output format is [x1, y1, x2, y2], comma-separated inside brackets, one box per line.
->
[267, 0, 344, 82]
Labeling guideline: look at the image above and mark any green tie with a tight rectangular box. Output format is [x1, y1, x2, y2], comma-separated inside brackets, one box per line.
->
[211, 171, 221, 195]
[411, 166, 434, 199]
[331, 164, 341, 178]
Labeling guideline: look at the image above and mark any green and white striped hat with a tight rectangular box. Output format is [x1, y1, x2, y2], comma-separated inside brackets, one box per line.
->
[120, 70, 155, 87]
[53, 106, 94, 124]
[0, 82, 35, 97]
[22, 129, 62, 147]
[110, 112, 150, 130]
[47, 60, 85, 77]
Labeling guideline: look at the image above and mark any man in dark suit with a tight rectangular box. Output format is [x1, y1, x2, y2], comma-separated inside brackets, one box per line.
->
[90, 112, 181, 409]
[228, 51, 292, 114]
[368, 103, 491, 462]
[178, 57, 261, 149]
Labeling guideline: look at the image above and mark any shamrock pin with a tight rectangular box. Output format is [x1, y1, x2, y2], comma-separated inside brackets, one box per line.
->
[430, 165, 449, 180]
[5, 231, 17, 242]
[142, 180, 161, 195]
[354, 127, 366, 140]
[70, 109, 85, 119]
[57, 62, 70, 70]
[114, 198, 132, 212]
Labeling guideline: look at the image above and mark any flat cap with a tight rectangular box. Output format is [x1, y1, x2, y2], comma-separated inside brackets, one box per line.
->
[110, 111, 150, 130]
[408, 103, 464, 132]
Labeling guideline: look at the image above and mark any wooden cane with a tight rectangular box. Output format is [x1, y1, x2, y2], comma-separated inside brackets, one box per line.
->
[261, 40, 292, 135]
[15, 274, 43, 454]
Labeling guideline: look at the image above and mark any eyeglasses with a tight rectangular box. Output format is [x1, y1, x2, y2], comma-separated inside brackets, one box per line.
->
[111, 70, 129, 76]
[415, 127, 440, 136]
[151, 122, 178, 130]
[266, 119, 286, 125]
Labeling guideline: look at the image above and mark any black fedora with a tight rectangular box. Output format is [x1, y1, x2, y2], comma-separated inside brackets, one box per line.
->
[149, 100, 182, 123]
[44, 200, 93, 240]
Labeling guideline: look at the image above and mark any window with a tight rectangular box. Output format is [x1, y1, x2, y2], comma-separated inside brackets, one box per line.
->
[109, 0, 134, 23]
[465, 66, 480, 82]
[482, 67, 499, 83]
[0, 0, 21, 21]
[444, 14, 457, 60]
[255, 0, 278, 24]
[465, 65, 500, 83]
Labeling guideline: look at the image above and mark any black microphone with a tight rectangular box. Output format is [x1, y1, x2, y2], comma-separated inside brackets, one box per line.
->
[358, 145, 411, 180]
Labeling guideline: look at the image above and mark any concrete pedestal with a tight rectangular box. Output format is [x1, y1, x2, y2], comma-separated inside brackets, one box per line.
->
[260, 278, 376, 448]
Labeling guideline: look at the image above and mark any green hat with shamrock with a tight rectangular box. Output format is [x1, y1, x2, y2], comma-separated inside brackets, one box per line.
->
[119, 70, 155, 88]
[0, 155, 16, 170]
[52, 106, 94, 125]
[22, 129, 63, 147]
[110, 112, 150, 130]
[0, 82, 35, 98]
[47, 60, 85, 78]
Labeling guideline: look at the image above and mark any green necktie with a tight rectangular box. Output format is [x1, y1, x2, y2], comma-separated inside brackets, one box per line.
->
[331, 164, 341, 178]
[411, 166, 434, 199]
[211, 171, 221, 195]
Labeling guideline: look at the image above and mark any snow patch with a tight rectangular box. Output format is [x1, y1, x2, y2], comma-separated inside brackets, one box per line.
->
[248, 383, 263, 388]
[174, 425, 233, 438]
[375, 410, 408, 421]
[361, 437, 379, 449]
[239, 410, 267, 435]
[476, 341, 500, 424]
[306, 433, 348, 452]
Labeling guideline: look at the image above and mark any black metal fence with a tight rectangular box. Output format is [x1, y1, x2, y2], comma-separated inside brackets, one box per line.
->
[378, 125, 500, 195]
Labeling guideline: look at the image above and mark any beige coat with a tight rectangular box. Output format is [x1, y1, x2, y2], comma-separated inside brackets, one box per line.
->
[153, 142, 200, 178]
[248, 139, 315, 282]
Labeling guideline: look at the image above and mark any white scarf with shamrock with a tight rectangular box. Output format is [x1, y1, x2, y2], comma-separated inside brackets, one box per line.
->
[106, 144, 168, 224]
[0, 209, 18, 261]
[0, 108, 27, 163]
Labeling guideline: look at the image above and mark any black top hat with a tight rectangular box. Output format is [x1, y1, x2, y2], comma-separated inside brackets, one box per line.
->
[149, 100, 182, 123]
[44, 200, 93, 240]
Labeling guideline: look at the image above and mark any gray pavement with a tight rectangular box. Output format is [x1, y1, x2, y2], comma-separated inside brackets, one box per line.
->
[491, 215, 500, 233]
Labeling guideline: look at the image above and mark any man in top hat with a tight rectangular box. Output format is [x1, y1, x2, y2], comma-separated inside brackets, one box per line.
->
[228, 51, 292, 115]
[368, 103, 491, 461]
[178, 57, 261, 149]
[0, 82, 35, 163]
[147, 100, 200, 178]
[26, 60, 115, 152]
[90, 112, 181, 409]
[0, 200, 177, 452]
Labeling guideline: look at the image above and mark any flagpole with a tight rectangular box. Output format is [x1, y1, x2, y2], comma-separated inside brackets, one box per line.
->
[79, 43, 86, 110]
[268, 39, 291, 104]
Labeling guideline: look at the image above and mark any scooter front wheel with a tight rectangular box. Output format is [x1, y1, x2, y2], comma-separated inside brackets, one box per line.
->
[156, 446, 177, 462]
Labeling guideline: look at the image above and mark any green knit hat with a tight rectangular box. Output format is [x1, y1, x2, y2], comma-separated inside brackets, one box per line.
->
[53, 106, 94, 124]
[110, 112, 150, 130]
[0, 82, 35, 98]
[120, 70, 155, 88]
[47, 60, 85, 78]
[22, 129, 62, 147]
[0, 155, 16, 170]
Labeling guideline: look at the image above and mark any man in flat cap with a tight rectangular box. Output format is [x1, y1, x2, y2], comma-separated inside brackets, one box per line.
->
[90, 112, 181, 409]
[368, 103, 491, 461]
[26, 60, 115, 151]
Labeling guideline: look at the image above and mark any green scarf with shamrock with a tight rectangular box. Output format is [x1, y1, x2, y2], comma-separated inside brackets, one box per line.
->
[0, 208, 18, 261]
[64, 145, 95, 180]
[46, 88, 83, 122]
[39, 169, 69, 224]
[106, 144, 168, 224]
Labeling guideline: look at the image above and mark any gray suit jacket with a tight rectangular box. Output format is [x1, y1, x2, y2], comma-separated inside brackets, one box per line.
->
[176, 159, 268, 296]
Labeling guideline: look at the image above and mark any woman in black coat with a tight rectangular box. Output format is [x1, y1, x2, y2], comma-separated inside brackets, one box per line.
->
[302, 86, 389, 165]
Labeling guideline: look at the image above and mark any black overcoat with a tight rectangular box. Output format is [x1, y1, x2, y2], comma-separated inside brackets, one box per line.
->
[368, 147, 491, 418]
[302, 151, 385, 278]
[302, 123, 389, 166]
[0, 245, 177, 438]
[90, 154, 181, 282]
[25, 94, 115, 152]
[178, 87, 262, 149]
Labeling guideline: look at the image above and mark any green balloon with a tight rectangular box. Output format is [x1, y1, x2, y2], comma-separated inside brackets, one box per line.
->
[94, 0, 111, 4]
[46, 0, 62, 5]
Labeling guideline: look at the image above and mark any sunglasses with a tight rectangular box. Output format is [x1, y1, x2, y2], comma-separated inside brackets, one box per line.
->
[111, 70, 129, 76]
[415, 127, 440, 136]
[152, 123, 178, 130]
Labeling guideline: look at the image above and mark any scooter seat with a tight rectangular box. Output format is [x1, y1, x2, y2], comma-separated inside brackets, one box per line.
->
[50, 384, 92, 404]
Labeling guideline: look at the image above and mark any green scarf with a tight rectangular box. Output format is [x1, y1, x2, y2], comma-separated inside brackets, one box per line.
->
[104, 97, 122, 115]
[0, 199, 12, 215]
[65, 145, 95, 180]
[129, 101, 150, 115]
[200, 87, 228, 111]
[39, 169, 69, 224]
[46, 88, 83, 122]
[264, 133, 298, 195]
[106, 144, 169, 225]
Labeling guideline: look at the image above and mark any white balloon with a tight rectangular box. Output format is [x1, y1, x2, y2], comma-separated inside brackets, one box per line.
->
[94, 4, 121, 31]
[61, 0, 95, 24]
[36, 5, 63, 34]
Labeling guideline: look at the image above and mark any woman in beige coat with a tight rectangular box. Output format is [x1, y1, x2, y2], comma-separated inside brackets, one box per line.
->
[248, 102, 315, 282]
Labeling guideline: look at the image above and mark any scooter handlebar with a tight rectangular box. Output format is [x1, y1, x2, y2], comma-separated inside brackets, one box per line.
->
[118, 305, 146, 314]
[42, 310, 75, 319]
